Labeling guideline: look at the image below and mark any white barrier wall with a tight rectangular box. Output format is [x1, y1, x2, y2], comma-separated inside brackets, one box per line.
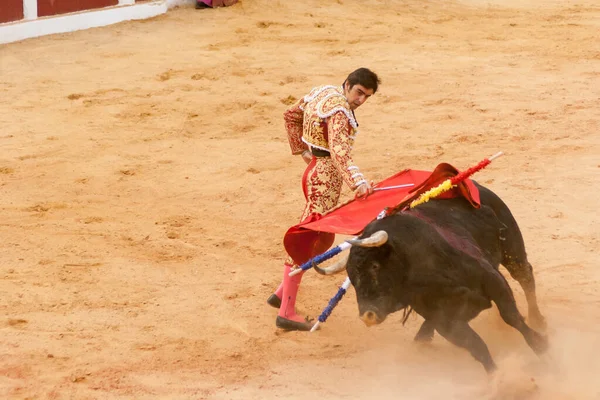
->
[0, 0, 195, 45]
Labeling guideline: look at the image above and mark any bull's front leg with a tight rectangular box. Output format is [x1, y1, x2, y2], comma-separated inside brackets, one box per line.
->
[484, 269, 549, 355]
[434, 319, 497, 373]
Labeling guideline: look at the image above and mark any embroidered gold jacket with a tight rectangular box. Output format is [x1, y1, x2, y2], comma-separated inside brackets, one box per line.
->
[283, 85, 366, 190]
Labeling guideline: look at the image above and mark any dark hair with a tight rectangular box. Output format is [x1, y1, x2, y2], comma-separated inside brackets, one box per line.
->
[344, 68, 381, 94]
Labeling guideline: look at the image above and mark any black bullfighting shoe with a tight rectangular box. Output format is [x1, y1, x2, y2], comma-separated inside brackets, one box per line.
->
[276, 316, 317, 331]
[266, 294, 281, 308]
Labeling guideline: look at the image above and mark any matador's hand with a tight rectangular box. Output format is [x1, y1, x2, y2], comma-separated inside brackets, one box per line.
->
[354, 181, 373, 199]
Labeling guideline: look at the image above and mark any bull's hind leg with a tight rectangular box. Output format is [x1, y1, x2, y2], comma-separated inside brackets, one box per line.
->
[496, 297, 548, 356]
[434, 320, 497, 373]
[502, 258, 546, 330]
[477, 183, 546, 329]
[498, 218, 546, 329]
[484, 269, 549, 356]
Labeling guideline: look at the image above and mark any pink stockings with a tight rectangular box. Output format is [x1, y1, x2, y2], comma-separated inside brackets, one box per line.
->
[277, 263, 304, 322]
[274, 263, 314, 331]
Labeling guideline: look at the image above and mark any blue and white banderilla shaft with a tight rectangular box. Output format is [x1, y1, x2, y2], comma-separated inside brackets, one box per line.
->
[288, 241, 352, 277]
[310, 277, 352, 332]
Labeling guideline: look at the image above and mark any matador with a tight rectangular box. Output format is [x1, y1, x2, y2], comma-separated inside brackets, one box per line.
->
[268, 68, 381, 331]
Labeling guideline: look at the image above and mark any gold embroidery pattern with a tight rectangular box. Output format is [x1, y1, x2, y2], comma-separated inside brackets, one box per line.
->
[300, 158, 344, 220]
[284, 99, 308, 155]
[301, 86, 356, 150]
[328, 112, 363, 189]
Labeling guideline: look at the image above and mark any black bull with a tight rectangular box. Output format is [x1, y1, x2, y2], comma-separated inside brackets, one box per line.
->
[316, 182, 548, 373]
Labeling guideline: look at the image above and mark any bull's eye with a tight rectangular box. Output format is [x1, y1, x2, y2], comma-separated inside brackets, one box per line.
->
[366, 262, 381, 286]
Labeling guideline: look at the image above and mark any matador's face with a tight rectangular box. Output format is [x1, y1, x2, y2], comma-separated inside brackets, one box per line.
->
[344, 83, 374, 110]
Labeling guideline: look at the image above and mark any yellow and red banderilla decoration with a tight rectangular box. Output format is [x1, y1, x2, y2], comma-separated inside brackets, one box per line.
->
[408, 151, 504, 209]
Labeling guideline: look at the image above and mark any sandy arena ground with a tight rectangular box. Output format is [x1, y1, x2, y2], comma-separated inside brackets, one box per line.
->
[1, 0, 599, 398]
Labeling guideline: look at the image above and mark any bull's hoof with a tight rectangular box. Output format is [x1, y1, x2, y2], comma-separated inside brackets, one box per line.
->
[414, 320, 435, 343]
[276, 316, 315, 331]
[266, 294, 281, 309]
[528, 331, 549, 355]
[414, 330, 434, 343]
[528, 313, 547, 332]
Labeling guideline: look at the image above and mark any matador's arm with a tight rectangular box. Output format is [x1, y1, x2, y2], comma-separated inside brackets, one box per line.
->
[283, 99, 309, 155]
[327, 112, 367, 190]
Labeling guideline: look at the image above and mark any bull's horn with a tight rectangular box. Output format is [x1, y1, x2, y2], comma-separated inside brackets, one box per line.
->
[314, 254, 349, 275]
[347, 230, 388, 247]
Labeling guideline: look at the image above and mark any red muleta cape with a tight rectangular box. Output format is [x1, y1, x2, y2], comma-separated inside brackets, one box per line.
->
[283, 163, 481, 265]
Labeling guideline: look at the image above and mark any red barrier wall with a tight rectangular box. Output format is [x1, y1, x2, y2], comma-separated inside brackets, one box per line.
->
[0, 0, 24, 24]
[37, 0, 118, 18]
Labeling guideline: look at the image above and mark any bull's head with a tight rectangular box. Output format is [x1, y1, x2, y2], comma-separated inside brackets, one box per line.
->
[315, 229, 408, 327]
